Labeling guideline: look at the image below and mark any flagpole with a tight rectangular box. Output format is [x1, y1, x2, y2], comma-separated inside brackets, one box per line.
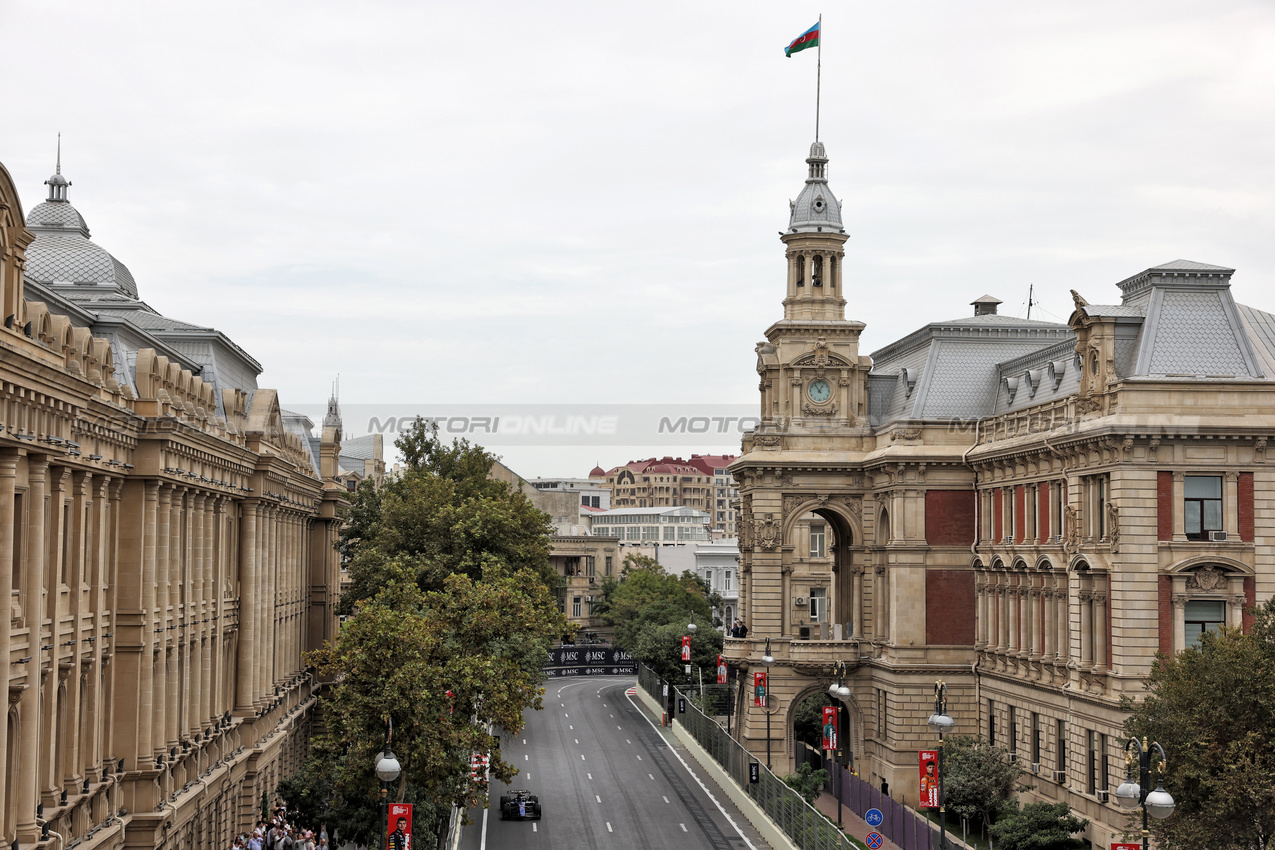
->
[815, 13, 822, 142]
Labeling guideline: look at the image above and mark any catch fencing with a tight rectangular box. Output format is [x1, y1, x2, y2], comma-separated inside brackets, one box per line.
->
[638, 666, 856, 850]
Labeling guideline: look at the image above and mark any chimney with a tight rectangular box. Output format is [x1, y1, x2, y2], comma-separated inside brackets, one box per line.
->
[971, 295, 1002, 317]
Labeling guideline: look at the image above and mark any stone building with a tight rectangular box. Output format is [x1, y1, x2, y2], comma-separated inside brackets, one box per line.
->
[590, 454, 739, 535]
[0, 157, 346, 850]
[725, 141, 1274, 847]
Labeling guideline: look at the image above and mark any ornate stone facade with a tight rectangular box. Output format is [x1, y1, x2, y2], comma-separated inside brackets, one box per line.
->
[0, 158, 346, 850]
[725, 143, 1273, 848]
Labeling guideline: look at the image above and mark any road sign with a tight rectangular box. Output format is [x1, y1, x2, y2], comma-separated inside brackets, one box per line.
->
[749, 762, 760, 784]
[865, 808, 883, 827]
[663, 683, 669, 697]
[678, 697, 686, 714]
[866, 832, 883, 849]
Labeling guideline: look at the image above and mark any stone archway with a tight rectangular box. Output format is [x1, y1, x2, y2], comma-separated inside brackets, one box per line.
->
[780, 497, 863, 640]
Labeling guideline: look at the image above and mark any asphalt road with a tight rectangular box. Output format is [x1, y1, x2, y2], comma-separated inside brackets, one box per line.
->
[459, 675, 767, 850]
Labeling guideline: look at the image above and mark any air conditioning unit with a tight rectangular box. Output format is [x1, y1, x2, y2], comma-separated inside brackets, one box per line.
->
[1054, 770, 1066, 784]
[585, 596, 593, 602]
[1209, 530, 1228, 542]
[1096, 790, 1109, 803]
[798, 626, 811, 640]
[1030, 762, 1040, 774]
[588, 576, 595, 584]
[794, 596, 807, 607]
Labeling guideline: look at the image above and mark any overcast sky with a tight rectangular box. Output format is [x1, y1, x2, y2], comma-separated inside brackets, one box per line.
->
[5, 1, 1274, 477]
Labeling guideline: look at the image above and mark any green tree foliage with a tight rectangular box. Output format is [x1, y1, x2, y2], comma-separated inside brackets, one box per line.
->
[784, 762, 830, 805]
[793, 692, 835, 750]
[605, 554, 722, 684]
[940, 735, 1021, 832]
[285, 419, 569, 840]
[1121, 597, 1275, 850]
[988, 802, 1088, 850]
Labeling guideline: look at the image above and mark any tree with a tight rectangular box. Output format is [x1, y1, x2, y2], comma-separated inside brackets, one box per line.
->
[940, 735, 1021, 835]
[793, 692, 835, 750]
[1121, 597, 1275, 850]
[289, 419, 569, 839]
[784, 762, 830, 805]
[988, 802, 1088, 850]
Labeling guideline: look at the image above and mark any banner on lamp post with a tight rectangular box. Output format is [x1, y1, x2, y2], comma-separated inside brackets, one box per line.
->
[681, 635, 691, 661]
[919, 750, 939, 808]
[387, 803, 413, 850]
[822, 706, 838, 751]
[753, 671, 767, 707]
[716, 655, 727, 684]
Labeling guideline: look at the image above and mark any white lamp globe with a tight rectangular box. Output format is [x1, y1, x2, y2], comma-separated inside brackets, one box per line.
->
[1114, 780, 1141, 810]
[375, 750, 401, 782]
[688, 621, 697, 633]
[1145, 783, 1176, 819]
[837, 683, 852, 699]
[828, 682, 840, 697]
[927, 712, 955, 733]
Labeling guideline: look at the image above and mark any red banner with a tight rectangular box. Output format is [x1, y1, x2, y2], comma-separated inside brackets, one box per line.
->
[753, 671, 767, 707]
[1112, 845, 1141, 850]
[681, 635, 691, 661]
[919, 751, 939, 808]
[716, 655, 727, 684]
[387, 803, 413, 850]
[822, 706, 838, 751]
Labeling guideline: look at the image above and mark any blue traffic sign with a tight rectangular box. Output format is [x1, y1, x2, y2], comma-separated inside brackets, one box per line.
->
[866, 832, 883, 849]
[865, 808, 883, 827]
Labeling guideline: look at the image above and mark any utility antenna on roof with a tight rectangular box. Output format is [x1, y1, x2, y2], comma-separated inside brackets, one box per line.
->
[56, 132, 62, 175]
[1026, 283, 1034, 319]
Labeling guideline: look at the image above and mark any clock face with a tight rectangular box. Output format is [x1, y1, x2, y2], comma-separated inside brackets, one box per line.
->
[808, 379, 832, 403]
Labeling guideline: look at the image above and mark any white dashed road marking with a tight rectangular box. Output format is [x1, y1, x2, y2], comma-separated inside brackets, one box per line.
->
[606, 823, 613, 833]
[680, 824, 688, 832]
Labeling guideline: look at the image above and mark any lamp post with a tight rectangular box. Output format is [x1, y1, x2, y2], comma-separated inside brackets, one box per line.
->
[761, 638, 775, 769]
[827, 659, 852, 828]
[1114, 738, 1175, 850]
[375, 734, 401, 850]
[926, 681, 955, 850]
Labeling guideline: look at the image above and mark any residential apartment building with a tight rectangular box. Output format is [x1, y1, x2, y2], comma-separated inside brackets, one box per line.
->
[589, 454, 739, 535]
[0, 157, 346, 850]
[725, 140, 1274, 848]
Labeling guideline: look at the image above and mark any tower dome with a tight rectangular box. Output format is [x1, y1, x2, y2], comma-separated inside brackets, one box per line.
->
[788, 141, 844, 233]
[24, 148, 139, 299]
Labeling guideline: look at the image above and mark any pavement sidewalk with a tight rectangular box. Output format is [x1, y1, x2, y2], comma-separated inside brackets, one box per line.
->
[811, 791, 901, 850]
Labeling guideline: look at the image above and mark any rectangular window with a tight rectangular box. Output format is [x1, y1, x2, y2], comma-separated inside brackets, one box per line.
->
[586, 556, 595, 577]
[809, 588, 827, 622]
[810, 524, 826, 558]
[1087, 730, 1097, 794]
[1185, 475, 1223, 540]
[61, 503, 71, 586]
[988, 699, 996, 746]
[12, 493, 23, 592]
[1185, 599, 1226, 647]
[1052, 482, 1064, 540]
[1032, 712, 1041, 764]
[662, 526, 675, 541]
[1057, 720, 1067, 776]
[572, 596, 582, 618]
[724, 571, 732, 591]
[1009, 705, 1017, 754]
[1100, 733, 1109, 794]
[605, 556, 612, 576]
[704, 570, 713, 590]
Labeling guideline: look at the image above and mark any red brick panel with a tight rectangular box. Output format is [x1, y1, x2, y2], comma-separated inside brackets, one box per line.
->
[1158, 575, 1172, 654]
[1015, 485, 1026, 543]
[993, 488, 1003, 541]
[925, 490, 976, 546]
[1157, 471, 1173, 541]
[1244, 576, 1256, 633]
[926, 570, 976, 645]
[1239, 472, 1254, 542]
[1039, 482, 1050, 543]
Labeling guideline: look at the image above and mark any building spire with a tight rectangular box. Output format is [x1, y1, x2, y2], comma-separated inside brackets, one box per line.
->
[45, 133, 70, 202]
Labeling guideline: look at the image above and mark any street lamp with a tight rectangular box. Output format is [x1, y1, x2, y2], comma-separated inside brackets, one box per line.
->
[375, 735, 401, 850]
[926, 681, 955, 849]
[1115, 737, 1175, 850]
[761, 638, 775, 768]
[828, 659, 853, 828]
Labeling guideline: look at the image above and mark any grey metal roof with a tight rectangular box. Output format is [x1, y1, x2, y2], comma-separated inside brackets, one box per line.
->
[1079, 304, 1144, 318]
[27, 199, 89, 234]
[787, 141, 844, 233]
[1151, 259, 1235, 272]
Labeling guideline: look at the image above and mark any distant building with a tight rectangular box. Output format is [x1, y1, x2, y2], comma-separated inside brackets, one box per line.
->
[592, 506, 712, 545]
[693, 539, 741, 627]
[530, 476, 611, 510]
[589, 454, 739, 535]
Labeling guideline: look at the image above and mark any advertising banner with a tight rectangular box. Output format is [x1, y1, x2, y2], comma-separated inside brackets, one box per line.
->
[387, 803, 412, 850]
[681, 636, 691, 661]
[542, 646, 637, 678]
[919, 750, 940, 808]
[716, 654, 727, 684]
[753, 671, 767, 707]
[822, 706, 838, 751]
[1112, 845, 1141, 850]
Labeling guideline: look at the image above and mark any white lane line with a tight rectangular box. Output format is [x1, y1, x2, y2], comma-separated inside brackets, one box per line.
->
[569, 725, 574, 730]
[574, 738, 579, 744]
[648, 774, 655, 780]
[587, 773, 592, 780]
[595, 795, 601, 803]
[626, 691, 759, 850]
[663, 796, 670, 803]
[617, 725, 622, 730]
[523, 754, 528, 761]
[680, 824, 688, 832]
[636, 755, 643, 761]
[609, 714, 614, 718]
[564, 713, 569, 718]
[532, 824, 537, 833]
[606, 823, 613, 833]
[479, 806, 489, 850]
[626, 739, 632, 744]
[522, 739, 526, 745]
[527, 772, 531, 779]
[581, 754, 586, 761]
[603, 703, 607, 707]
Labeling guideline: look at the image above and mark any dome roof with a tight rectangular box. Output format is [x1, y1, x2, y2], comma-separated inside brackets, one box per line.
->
[788, 141, 844, 234]
[24, 166, 140, 299]
[589, 465, 607, 478]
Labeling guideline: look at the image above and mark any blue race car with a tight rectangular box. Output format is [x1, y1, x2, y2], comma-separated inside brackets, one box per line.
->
[499, 790, 542, 820]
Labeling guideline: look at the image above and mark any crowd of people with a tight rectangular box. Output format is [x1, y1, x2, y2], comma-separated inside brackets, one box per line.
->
[230, 804, 330, 850]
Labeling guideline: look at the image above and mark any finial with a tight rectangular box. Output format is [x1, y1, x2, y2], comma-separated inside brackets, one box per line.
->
[56, 132, 62, 175]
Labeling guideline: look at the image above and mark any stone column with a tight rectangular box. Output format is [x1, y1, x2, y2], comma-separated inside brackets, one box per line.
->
[17, 454, 48, 846]
[851, 566, 863, 639]
[1172, 472, 1186, 541]
[1224, 472, 1240, 538]
[189, 491, 206, 739]
[1007, 578, 1020, 656]
[1093, 591, 1108, 671]
[1041, 588, 1054, 661]
[236, 501, 258, 712]
[997, 585, 1009, 652]
[0, 450, 18, 823]
[1056, 578, 1070, 662]
[139, 479, 160, 769]
[1079, 591, 1093, 667]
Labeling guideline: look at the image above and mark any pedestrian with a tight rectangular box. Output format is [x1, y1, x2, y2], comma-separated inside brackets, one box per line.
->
[738, 621, 748, 638]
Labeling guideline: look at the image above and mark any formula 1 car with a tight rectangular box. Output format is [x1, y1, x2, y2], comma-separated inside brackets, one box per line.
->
[499, 790, 542, 820]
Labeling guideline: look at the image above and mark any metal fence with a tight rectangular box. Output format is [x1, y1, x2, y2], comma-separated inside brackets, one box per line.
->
[638, 666, 857, 850]
[797, 744, 970, 850]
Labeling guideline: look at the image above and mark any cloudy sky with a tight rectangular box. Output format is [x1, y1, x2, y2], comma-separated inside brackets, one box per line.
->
[5, 1, 1274, 477]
